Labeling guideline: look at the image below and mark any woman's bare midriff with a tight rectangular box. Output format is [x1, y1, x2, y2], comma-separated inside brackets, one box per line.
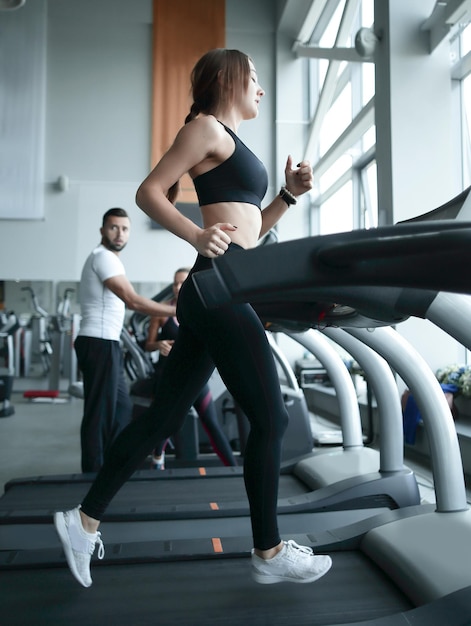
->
[201, 202, 262, 250]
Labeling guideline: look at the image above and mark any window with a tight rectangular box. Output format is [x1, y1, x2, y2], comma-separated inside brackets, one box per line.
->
[452, 21, 471, 188]
[361, 160, 377, 229]
[463, 74, 471, 187]
[306, 0, 376, 235]
[319, 181, 353, 234]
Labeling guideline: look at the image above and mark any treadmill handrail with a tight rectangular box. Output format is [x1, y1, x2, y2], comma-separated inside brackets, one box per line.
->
[316, 226, 470, 268]
[321, 326, 406, 473]
[286, 330, 364, 449]
[426, 292, 471, 353]
[266, 333, 300, 391]
[193, 221, 471, 312]
[347, 326, 467, 513]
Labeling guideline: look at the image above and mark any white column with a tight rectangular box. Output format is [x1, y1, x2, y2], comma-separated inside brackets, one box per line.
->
[374, 0, 459, 224]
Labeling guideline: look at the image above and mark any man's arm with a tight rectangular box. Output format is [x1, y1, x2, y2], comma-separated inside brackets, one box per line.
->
[104, 274, 175, 317]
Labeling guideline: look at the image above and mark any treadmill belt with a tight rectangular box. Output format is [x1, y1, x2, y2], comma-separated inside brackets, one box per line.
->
[0, 475, 307, 517]
[0, 551, 413, 626]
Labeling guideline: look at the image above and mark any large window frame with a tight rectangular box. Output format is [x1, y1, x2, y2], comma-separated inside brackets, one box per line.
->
[451, 24, 471, 189]
[297, 0, 471, 236]
[297, 0, 376, 236]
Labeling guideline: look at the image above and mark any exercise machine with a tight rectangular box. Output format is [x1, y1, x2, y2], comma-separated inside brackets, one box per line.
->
[22, 287, 77, 401]
[0, 311, 19, 417]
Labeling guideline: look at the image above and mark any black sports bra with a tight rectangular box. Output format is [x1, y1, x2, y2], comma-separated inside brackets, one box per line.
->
[193, 123, 268, 210]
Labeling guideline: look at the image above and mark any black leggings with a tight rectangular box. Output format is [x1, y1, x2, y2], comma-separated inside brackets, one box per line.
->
[153, 382, 237, 466]
[81, 245, 289, 550]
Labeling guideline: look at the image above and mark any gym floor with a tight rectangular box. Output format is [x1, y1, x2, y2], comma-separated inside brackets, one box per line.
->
[0, 377, 81, 493]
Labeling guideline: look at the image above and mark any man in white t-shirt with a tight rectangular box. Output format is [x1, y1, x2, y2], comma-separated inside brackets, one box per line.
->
[75, 208, 175, 472]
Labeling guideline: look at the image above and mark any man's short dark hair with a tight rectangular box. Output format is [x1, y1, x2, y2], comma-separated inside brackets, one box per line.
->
[102, 208, 129, 226]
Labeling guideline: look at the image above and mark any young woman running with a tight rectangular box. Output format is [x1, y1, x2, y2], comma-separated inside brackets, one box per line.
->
[54, 48, 332, 588]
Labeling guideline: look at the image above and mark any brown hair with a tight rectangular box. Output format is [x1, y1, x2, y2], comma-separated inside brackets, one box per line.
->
[167, 49, 251, 204]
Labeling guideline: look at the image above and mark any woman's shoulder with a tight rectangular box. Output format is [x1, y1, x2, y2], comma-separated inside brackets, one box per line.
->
[180, 115, 225, 141]
[173, 115, 228, 162]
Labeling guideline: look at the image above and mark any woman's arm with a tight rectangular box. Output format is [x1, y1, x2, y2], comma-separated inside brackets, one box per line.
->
[259, 156, 313, 238]
[136, 118, 236, 256]
[144, 315, 173, 355]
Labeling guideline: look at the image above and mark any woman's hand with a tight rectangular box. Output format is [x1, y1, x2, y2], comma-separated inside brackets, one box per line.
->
[194, 223, 237, 257]
[284, 155, 313, 198]
[156, 339, 174, 357]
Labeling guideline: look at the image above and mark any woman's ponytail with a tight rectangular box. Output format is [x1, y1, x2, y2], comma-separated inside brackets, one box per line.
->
[184, 102, 200, 125]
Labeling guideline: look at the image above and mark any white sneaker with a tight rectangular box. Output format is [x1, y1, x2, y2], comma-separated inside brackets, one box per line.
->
[251, 540, 332, 584]
[54, 506, 105, 588]
[151, 451, 165, 470]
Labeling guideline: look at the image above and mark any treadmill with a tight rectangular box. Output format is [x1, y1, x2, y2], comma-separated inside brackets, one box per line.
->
[0, 329, 466, 625]
[2, 189, 471, 624]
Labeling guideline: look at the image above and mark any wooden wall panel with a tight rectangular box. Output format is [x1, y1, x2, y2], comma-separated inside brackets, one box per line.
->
[152, 0, 225, 202]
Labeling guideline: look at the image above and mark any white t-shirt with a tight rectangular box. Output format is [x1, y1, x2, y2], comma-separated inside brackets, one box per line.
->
[77, 244, 126, 341]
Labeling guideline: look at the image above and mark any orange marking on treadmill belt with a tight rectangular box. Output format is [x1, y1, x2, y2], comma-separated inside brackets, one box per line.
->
[210, 502, 219, 510]
[212, 538, 223, 553]
[199, 467, 207, 476]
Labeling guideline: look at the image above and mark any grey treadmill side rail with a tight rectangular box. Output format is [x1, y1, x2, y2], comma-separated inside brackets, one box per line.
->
[347, 325, 466, 513]
[318, 327, 406, 473]
[287, 329, 363, 448]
